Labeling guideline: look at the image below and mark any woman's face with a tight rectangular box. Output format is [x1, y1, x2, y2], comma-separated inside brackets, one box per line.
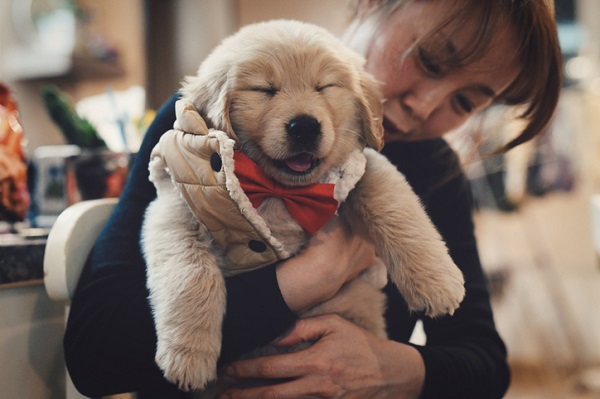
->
[364, 1, 521, 143]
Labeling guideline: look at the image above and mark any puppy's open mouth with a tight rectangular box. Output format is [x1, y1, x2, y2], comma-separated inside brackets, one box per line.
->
[275, 153, 319, 175]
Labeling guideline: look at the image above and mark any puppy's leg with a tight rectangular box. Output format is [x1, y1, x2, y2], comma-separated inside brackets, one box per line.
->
[142, 158, 226, 391]
[339, 148, 465, 317]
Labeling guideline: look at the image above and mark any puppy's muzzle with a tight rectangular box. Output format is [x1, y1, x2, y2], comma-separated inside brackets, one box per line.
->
[286, 115, 321, 148]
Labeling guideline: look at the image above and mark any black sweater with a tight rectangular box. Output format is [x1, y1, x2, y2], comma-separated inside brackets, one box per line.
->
[64, 94, 510, 398]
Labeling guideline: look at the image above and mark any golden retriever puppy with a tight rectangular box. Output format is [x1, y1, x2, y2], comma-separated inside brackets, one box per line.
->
[141, 19, 465, 392]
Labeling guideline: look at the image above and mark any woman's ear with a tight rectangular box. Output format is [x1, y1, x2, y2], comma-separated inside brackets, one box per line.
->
[357, 71, 384, 151]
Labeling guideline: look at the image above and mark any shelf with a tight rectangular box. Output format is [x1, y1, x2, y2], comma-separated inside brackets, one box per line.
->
[3, 46, 124, 81]
[68, 55, 125, 80]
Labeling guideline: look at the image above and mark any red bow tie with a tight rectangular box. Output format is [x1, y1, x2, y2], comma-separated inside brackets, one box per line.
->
[233, 151, 338, 234]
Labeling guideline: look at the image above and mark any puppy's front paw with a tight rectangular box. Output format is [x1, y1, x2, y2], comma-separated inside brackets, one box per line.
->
[148, 157, 175, 194]
[156, 341, 220, 392]
[404, 263, 465, 318]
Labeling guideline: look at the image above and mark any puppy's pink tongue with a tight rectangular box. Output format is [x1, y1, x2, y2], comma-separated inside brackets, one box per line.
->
[285, 154, 312, 172]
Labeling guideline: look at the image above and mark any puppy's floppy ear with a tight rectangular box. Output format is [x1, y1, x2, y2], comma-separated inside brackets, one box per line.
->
[181, 67, 241, 148]
[222, 96, 239, 146]
[356, 71, 384, 151]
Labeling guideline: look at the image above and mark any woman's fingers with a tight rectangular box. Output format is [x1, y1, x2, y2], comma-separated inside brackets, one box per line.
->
[226, 350, 310, 380]
[221, 314, 424, 399]
[225, 316, 337, 380]
[275, 315, 333, 347]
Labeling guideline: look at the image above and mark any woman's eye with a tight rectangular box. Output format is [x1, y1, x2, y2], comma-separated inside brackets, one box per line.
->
[455, 95, 474, 113]
[417, 47, 442, 76]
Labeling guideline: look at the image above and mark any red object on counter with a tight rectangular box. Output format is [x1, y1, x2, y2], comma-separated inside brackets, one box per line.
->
[0, 83, 30, 221]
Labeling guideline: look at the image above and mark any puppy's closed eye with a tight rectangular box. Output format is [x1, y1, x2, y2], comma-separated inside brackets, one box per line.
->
[248, 86, 278, 97]
[316, 83, 340, 93]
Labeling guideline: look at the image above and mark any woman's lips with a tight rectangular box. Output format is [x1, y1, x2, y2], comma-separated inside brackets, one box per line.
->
[383, 116, 410, 137]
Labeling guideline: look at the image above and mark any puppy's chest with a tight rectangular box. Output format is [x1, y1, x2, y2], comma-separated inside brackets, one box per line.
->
[257, 198, 309, 255]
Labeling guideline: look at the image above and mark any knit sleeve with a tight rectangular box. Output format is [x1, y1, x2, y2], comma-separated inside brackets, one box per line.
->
[382, 139, 510, 399]
[416, 175, 510, 399]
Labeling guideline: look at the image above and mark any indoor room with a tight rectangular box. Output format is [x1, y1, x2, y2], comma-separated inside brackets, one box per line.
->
[1, 0, 599, 398]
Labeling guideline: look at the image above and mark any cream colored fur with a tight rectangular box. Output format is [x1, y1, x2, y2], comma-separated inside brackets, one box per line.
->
[142, 19, 465, 392]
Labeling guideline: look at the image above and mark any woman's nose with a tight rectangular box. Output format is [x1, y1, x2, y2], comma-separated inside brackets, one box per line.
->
[401, 82, 450, 121]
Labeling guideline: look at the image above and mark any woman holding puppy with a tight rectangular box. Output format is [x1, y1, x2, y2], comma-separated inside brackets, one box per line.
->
[64, 0, 561, 398]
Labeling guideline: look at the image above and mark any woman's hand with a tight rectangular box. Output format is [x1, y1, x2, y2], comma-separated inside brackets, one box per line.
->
[276, 216, 376, 313]
[221, 314, 425, 399]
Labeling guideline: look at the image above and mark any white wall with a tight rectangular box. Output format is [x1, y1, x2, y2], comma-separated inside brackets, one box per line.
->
[237, 0, 353, 37]
[174, 0, 238, 80]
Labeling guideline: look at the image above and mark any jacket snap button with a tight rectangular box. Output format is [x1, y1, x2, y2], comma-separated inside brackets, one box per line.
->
[210, 152, 222, 172]
[248, 240, 267, 253]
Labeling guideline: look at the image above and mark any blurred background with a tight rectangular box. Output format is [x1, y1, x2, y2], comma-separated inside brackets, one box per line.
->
[0, 0, 599, 398]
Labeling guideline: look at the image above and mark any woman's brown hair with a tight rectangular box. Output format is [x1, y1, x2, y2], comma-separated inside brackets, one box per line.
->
[350, 0, 563, 153]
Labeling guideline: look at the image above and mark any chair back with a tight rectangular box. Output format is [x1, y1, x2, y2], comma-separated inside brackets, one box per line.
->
[43, 198, 118, 302]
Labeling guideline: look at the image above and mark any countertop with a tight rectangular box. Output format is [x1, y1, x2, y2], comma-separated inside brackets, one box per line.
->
[0, 233, 47, 287]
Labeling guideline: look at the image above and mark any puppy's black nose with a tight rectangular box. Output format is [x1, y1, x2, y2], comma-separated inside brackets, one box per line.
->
[286, 115, 321, 144]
